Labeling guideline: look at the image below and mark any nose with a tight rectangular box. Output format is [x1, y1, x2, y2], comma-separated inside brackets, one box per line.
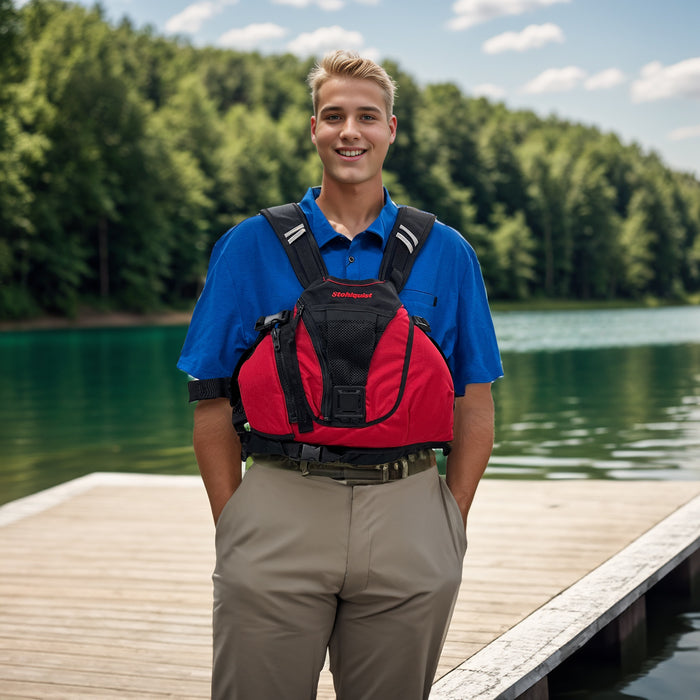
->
[340, 117, 361, 140]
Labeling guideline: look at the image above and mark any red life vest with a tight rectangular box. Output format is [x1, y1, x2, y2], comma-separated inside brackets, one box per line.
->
[189, 203, 455, 465]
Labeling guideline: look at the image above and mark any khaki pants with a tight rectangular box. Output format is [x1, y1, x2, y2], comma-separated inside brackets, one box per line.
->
[212, 461, 467, 700]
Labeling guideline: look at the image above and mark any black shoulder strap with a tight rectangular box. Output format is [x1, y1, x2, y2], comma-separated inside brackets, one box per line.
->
[262, 202, 435, 292]
[378, 206, 436, 292]
[260, 203, 328, 288]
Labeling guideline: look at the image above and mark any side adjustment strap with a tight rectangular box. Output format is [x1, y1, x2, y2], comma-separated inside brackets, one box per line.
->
[187, 377, 231, 402]
[276, 322, 315, 433]
[243, 435, 452, 465]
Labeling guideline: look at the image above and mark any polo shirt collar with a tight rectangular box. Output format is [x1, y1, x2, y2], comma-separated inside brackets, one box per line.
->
[299, 187, 399, 250]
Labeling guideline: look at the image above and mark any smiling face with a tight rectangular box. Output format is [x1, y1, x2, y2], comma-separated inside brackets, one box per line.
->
[310, 77, 397, 191]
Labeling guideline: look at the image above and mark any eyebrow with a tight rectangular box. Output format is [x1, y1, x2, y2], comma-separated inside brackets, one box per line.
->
[319, 105, 383, 116]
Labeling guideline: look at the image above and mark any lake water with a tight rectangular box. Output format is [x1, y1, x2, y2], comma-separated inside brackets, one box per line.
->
[490, 306, 700, 481]
[1, 305, 699, 698]
[1, 305, 699, 504]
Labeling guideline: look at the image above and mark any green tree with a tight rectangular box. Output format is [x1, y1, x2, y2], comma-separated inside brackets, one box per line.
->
[565, 149, 621, 299]
[635, 161, 685, 298]
[478, 113, 528, 217]
[0, 0, 45, 317]
[675, 176, 700, 293]
[17, 2, 151, 311]
[518, 133, 568, 296]
[382, 62, 424, 203]
[488, 207, 537, 299]
[619, 190, 655, 297]
[3, 0, 699, 319]
[218, 104, 286, 224]
[417, 84, 491, 224]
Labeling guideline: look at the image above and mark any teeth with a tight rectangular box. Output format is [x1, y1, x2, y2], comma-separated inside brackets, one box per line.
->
[339, 150, 364, 157]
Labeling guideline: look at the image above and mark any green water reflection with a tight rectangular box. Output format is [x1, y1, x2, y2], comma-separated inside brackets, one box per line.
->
[0, 326, 196, 505]
[492, 344, 700, 480]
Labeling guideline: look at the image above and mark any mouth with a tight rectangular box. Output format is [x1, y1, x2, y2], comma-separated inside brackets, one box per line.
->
[336, 149, 367, 159]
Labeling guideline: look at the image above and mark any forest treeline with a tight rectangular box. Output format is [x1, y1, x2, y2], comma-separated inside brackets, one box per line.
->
[1, 0, 700, 320]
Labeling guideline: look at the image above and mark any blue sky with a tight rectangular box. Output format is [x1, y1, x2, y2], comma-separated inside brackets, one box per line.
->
[24, 0, 700, 177]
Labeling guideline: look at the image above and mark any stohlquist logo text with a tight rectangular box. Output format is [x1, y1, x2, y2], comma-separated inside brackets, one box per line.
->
[331, 291, 373, 299]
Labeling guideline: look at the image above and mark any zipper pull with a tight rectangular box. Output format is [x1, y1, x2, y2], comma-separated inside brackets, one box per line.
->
[271, 327, 281, 350]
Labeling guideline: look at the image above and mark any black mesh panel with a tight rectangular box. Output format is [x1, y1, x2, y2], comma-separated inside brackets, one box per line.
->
[323, 316, 376, 386]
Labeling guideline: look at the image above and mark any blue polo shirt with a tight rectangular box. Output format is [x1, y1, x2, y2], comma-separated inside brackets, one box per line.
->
[177, 187, 503, 395]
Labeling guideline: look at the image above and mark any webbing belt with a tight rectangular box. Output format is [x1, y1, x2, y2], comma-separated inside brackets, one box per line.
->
[252, 449, 436, 485]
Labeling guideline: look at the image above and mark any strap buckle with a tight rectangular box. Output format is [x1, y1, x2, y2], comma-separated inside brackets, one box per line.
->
[300, 444, 322, 461]
[412, 316, 432, 333]
[255, 309, 291, 332]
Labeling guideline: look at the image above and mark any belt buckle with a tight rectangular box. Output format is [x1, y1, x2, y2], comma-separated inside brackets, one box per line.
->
[389, 458, 409, 480]
[384, 459, 409, 481]
[347, 464, 389, 484]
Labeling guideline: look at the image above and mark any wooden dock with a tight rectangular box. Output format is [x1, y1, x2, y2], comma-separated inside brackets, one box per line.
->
[1, 473, 699, 699]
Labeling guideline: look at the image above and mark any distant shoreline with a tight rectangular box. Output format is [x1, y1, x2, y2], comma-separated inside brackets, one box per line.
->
[2, 298, 697, 333]
[0, 310, 193, 332]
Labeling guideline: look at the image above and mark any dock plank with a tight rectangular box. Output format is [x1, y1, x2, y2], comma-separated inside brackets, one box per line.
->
[1, 474, 699, 698]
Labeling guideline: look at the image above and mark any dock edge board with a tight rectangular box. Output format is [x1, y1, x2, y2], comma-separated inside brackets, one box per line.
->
[429, 492, 700, 699]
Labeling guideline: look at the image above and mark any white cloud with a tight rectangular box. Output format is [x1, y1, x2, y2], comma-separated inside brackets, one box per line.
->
[472, 83, 507, 99]
[668, 124, 700, 142]
[482, 23, 564, 54]
[631, 57, 700, 102]
[272, 0, 378, 6]
[584, 68, 626, 91]
[218, 23, 288, 50]
[448, 0, 571, 31]
[273, 0, 345, 9]
[165, 0, 238, 35]
[287, 25, 368, 56]
[521, 66, 586, 94]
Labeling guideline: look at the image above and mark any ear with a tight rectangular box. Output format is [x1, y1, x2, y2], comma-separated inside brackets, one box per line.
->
[388, 115, 397, 144]
[310, 115, 317, 145]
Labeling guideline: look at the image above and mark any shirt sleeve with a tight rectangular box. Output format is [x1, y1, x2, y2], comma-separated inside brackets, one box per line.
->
[451, 247, 503, 393]
[176, 232, 249, 380]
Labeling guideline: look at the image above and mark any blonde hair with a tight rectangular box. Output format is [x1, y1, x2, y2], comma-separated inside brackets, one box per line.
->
[307, 50, 397, 120]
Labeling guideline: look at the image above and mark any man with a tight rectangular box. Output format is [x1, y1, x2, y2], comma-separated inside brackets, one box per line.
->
[178, 50, 502, 700]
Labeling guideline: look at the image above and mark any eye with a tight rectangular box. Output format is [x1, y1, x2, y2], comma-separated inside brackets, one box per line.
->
[361, 114, 377, 121]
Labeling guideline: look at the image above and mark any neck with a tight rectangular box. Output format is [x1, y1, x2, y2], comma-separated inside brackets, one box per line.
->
[315, 177, 385, 240]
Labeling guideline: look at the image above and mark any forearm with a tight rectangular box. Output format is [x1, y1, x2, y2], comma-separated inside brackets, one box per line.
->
[445, 383, 495, 526]
[193, 397, 243, 524]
